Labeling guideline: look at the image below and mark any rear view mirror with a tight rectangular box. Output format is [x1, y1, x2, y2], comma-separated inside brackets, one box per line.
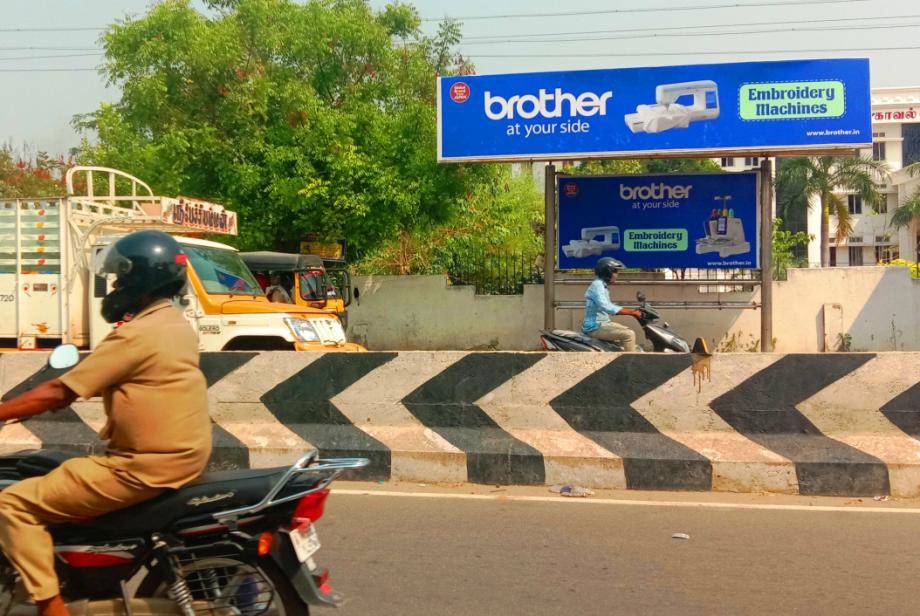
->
[636, 292, 647, 302]
[49, 344, 80, 370]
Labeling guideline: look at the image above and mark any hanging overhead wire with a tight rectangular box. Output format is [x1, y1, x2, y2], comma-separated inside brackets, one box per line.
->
[0, 46, 99, 51]
[460, 14, 920, 42]
[421, 0, 869, 22]
[464, 45, 920, 58]
[0, 52, 103, 62]
[0, 26, 103, 33]
[460, 21, 920, 46]
[0, 67, 98, 72]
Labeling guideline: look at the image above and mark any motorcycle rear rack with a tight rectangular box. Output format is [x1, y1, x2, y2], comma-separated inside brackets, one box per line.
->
[211, 450, 369, 523]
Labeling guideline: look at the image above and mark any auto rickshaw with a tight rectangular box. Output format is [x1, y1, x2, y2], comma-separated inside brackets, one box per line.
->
[240, 251, 353, 328]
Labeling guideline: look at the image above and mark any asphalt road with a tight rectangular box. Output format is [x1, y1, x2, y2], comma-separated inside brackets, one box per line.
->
[314, 484, 920, 616]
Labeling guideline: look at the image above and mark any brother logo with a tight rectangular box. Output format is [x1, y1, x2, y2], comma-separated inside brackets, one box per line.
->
[619, 183, 693, 200]
[485, 88, 613, 121]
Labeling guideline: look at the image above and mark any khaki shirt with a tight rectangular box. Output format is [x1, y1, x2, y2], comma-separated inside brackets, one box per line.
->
[61, 300, 212, 489]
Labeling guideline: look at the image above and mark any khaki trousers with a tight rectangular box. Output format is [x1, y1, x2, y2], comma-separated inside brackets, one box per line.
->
[0, 456, 162, 601]
[588, 321, 637, 351]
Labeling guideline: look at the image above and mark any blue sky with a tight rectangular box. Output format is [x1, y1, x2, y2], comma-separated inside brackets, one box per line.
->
[1, 0, 917, 153]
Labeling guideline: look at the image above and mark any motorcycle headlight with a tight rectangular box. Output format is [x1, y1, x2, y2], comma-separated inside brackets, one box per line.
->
[284, 317, 319, 342]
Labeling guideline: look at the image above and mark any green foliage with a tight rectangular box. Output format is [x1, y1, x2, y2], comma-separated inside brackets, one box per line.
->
[836, 332, 853, 352]
[891, 162, 920, 230]
[643, 158, 722, 174]
[75, 0, 494, 256]
[0, 147, 68, 198]
[771, 217, 811, 280]
[775, 155, 888, 267]
[357, 168, 542, 274]
[567, 157, 719, 177]
[775, 157, 808, 225]
[891, 192, 920, 230]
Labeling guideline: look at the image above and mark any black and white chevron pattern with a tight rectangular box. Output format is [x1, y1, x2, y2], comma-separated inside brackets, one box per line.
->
[1, 351, 918, 497]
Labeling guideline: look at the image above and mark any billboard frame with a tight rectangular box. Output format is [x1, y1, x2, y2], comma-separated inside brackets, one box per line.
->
[437, 58, 872, 352]
[436, 59, 872, 163]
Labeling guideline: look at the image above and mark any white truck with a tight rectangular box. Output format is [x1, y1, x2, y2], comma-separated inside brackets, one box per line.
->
[0, 166, 363, 352]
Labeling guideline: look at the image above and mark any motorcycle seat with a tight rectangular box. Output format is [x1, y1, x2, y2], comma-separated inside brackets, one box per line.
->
[0, 450, 312, 536]
[86, 467, 289, 534]
[547, 330, 621, 351]
[549, 330, 598, 344]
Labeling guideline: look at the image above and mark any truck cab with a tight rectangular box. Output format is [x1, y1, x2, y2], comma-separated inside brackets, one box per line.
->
[89, 236, 364, 352]
[240, 251, 353, 329]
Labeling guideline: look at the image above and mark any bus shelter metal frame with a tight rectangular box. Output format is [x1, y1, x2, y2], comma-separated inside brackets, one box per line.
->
[544, 160, 776, 350]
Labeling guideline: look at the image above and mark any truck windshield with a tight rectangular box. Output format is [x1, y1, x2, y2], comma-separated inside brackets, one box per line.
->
[183, 244, 263, 296]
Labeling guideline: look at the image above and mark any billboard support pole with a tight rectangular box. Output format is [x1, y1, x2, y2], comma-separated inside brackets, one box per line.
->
[759, 159, 774, 352]
[544, 163, 556, 331]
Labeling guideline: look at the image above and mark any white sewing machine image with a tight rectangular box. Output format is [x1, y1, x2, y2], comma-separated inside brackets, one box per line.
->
[625, 80, 720, 134]
[562, 226, 621, 258]
[696, 217, 751, 258]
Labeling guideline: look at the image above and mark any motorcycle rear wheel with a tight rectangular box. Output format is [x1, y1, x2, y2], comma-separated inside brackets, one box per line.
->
[139, 555, 308, 616]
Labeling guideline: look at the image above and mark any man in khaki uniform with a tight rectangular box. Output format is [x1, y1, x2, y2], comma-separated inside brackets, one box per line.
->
[0, 231, 212, 616]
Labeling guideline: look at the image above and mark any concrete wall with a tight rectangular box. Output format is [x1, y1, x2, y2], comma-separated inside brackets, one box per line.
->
[347, 266, 920, 352]
[348, 275, 543, 351]
[725, 266, 920, 352]
[3, 350, 918, 496]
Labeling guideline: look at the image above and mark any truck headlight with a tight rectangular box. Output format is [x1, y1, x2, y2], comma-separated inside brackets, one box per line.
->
[284, 318, 319, 342]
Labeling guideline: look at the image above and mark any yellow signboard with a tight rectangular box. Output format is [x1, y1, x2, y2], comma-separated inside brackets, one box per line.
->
[300, 239, 345, 261]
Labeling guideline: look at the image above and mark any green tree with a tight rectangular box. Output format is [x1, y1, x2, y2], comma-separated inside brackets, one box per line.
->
[775, 156, 888, 267]
[358, 168, 542, 274]
[75, 0, 495, 257]
[891, 162, 920, 230]
[775, 157, 808, 229]
[771, 217, 811, 280]
[567, 157, 719, 177]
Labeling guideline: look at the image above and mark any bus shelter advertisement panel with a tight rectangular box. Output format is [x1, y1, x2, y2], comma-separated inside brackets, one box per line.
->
[558, 173, 758, 270]
[438, 58, 870, 161]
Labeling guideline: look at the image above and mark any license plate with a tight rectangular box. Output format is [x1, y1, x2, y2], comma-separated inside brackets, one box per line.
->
[290, 524, 321, 563]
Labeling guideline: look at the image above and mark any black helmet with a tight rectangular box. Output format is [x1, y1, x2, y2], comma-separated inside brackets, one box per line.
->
[594, 257, 625, 281]
[93, 230, 188, 323]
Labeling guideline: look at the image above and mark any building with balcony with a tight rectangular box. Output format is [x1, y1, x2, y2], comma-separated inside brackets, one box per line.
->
[808, 86, 920, 267]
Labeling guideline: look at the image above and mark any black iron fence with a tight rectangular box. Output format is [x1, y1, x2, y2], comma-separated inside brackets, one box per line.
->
[662, 268, 760, 292]
[446, 254, 763, 295]
[447, 252, 544, 295]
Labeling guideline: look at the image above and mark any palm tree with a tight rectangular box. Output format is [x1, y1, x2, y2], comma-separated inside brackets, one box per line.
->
[776, 156, 889, 267]
[891, 163, 920, 230]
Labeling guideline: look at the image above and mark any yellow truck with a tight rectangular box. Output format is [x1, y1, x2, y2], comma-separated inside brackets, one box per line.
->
[0, 166, 363, 352]
[239, 251, 353, 329]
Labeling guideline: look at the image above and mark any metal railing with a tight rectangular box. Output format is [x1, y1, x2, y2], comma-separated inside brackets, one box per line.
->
[447, 252, 544, 295]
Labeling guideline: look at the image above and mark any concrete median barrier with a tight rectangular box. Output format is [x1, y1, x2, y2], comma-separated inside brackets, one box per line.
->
[1, 351, 917, 496]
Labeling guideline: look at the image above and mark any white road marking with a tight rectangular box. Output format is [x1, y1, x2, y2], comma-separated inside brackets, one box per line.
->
[333, 488, 920, 514]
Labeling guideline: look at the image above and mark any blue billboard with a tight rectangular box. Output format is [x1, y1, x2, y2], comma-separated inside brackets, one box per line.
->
[558, 173, 759, 270]
[438, 58, 870, 161]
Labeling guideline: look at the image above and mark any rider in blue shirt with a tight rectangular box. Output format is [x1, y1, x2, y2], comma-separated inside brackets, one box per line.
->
[583, 257, 642, 351]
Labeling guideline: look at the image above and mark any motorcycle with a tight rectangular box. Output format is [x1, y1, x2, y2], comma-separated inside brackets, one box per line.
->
[0, 346, 367, 616]
[540, 291, 692, 353]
